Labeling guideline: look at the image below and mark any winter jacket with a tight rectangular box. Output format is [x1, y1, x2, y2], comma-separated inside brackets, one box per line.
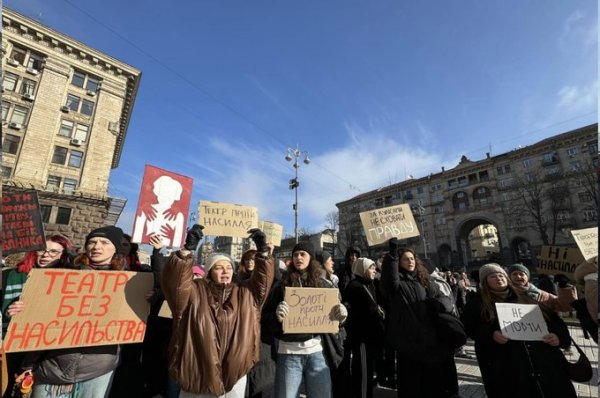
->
[162, 250, 275, 395]
[381, 254, 454, 364]
[345, 276, 384, 343]
[574, 257, 598, 324]
[461, 291, 576, 398]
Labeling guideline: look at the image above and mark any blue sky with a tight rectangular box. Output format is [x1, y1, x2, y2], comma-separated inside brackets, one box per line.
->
[8, 0, 598, 237]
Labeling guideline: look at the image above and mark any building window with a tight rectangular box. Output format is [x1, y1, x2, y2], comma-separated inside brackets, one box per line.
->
[1, 101, 9, 121]
[458, 176, 468, 186]
[2, 134, 21, 154]
[52, 147, 68, 165]
[452, 191, 470, 210]
[1, 165, 13, 178]
[2, 72, 18, 91]
[569, 161, 582, 172]
[542, 152, 558, 165]
[374, 198, 383, 207]
[384, 195, 392, 205]
[9, 46, 27, 65]
[416, 187, 424, 194]
[587, 141, 598, 154]
[522, 159, 533, 168]
[74, 124, 89, 141]
[68, 150, 83, 168]
[566, 147, 578, 157]
[63, 178, 78, 194]
[40, 205, 52, 223]
[473, 186, 491, 204]
[478, 170, 490, 181]
[86, 76, 100, 93]
[448, 179, 457, 188]
[59, 120, 74, 137]
[583, 209, 597, 222]
[66, 94, 81, 112]
[578, 192, 593, 203]
[80, 99, 95, 116]
[46, 175, 61, 191]
[20, 79, 36, 96]
[10, 105, 28, 125]
[27, 53, 44, 71]
[496, 165, 511, 175]
[498, 177, 514, 188]
[55, 207, 72, 225]
[71, 71, 85, 88]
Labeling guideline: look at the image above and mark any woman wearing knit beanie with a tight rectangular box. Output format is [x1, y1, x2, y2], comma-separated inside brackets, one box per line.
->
[263, 241, 348, 398]
[461, 263, 576, 398]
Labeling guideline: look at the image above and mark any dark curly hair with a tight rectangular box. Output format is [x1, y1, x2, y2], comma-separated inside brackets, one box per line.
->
[398, 248, 431, 289]
[281, 258, 322, 291]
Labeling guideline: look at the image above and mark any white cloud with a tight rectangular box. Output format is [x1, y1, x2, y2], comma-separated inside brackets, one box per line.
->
[556, 80, 598, 112]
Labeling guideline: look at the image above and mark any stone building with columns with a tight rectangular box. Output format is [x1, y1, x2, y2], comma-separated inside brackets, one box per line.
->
[2, 8, 141, 249]
[336, 124, 598, 272]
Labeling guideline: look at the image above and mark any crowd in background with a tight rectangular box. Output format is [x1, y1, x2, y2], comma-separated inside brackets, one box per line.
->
[1, 225, 597, 398]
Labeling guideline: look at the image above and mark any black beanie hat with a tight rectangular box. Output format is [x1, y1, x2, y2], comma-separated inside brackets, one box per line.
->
[316, 250, 332, 265]
[292, 241, 315, 259]
[85, 226, 124, 253]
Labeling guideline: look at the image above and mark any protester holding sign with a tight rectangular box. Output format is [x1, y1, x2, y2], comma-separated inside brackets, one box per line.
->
[508, 263, 576, 312]
[2, 235, 72, 398]
[162, 226, 275, 397]
[264, 241, 348, 398]
[461, 263, 576, 398]
[381, 240, 457, 398]
[10, 226, 127, 398]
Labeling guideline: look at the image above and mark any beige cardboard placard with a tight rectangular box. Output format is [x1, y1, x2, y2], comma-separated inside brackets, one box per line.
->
[258, 220, 283, 247]
[3, 269, 153, 353]
[283, 287, 339, 334]
[359, 204, 420, 246]
[198, 201, 259, 238]
[536, 246, 585, 278]
[571, 227, 598, 261]
[158, 301, 173, 319]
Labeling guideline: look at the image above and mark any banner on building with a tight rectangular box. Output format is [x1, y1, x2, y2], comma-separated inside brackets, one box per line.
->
[3, 269, 153, 352]
[283, 287, 339, 334]
[359, 203, 420, 246]
[2, 191, 46, 255]
[536, 246, 585, 278]
[198, 201, 258, 238]
[571, 227, 598, 261]
[495, 303, 548, 341]
[258, 220, 283, 247]
[131, 165, 193, 248]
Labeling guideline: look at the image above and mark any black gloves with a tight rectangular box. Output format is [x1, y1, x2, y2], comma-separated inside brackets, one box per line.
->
[389, 237, 400, 258]
[184, 224, 204, 250]
[248, 228, 268, 253]
[554, 274, 571, 289]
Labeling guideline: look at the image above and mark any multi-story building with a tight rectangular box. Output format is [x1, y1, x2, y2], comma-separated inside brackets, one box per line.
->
[2, 8, 141, 249]
[336, 124, 598, 271]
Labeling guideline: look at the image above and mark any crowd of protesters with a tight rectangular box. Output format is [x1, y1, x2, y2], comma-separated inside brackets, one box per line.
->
[1, 224, 597, 398]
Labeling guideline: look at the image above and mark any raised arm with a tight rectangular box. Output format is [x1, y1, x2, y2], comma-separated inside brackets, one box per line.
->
[247, 229, 275, 307]
[381, 238, 401, 298]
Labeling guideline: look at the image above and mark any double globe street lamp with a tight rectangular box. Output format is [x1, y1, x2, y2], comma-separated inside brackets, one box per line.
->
[285, 146, 310, 243]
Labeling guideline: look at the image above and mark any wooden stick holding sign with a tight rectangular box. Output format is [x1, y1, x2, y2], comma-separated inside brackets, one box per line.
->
[283, 287, 340, 334]
[3, 269, 153, 352]
[571, 227, 598, 261]
[198, 201, 259, 238]
[495, 303, 548, 341]
[359, 203, 420, 246]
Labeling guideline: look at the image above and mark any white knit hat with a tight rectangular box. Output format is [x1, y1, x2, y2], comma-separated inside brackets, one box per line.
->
[479, 263, 507, 287]
[352, 257, 375, 278]
[205, 253, 234, 272]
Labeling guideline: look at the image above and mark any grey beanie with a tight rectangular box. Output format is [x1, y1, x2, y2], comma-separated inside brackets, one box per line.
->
[479, 263, 507, 287]
[508, 263, 530, 278]
[352, 257, 375, 278]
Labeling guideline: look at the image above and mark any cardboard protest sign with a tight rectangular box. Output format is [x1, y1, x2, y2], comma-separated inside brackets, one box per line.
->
[571, 227, 598, 261]
[359, 204, 420, 246]
[132, 165, 193, 247]
[258, 220, 283, 247]
[198, 201, 258, 238]
[2, 191, 46, 255]
[3, 269, 153, 352]
[495, 303, 548, 341]
[537, 246, 585, 278]
[283, 287, 339, 334]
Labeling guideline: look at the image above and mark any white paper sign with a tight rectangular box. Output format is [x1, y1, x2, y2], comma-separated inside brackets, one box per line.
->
[495, 303, 548, 341]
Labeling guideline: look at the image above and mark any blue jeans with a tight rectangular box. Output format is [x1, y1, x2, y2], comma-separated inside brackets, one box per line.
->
[275, 351, 331, 398]
[32, 370, 114, 398]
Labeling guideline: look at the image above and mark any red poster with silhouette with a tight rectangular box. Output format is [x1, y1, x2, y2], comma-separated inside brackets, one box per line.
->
[131, 165, 193, 247]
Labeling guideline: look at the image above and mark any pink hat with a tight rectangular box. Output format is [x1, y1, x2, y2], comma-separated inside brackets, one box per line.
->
[192, 265, 205, 277]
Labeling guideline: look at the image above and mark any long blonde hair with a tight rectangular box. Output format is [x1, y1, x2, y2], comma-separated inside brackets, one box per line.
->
[479, 277, 531, 322]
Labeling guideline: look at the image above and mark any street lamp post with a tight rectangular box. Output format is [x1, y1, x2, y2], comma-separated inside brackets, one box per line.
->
[285, 146, 310, 243]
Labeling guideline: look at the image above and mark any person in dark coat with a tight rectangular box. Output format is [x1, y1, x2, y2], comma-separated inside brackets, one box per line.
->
[460, 263, 577, 398]
[381, 240, 456, 398]
[344, 257, 384, 398]
[337, 246, 361, 300]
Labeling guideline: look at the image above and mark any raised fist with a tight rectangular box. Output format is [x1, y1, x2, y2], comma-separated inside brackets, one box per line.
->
[389, 237, 401, 257]
[248, 228, 268, 252]
[184, 224, 204, 251]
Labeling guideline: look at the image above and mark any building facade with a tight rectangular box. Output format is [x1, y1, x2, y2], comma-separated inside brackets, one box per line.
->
[336, 124, 598, 272]
[2, 8, 141, 249]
